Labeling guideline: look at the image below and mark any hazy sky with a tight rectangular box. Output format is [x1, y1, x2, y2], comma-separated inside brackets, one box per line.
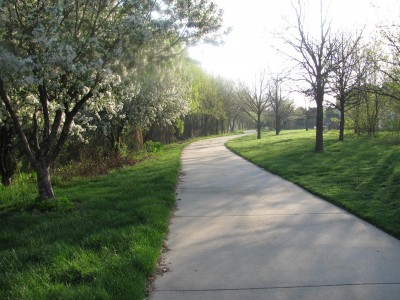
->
[189, 0, 400, 88]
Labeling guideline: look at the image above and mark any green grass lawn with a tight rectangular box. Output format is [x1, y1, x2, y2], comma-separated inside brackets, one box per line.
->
[0, 143, 184, 300]
[226, 129, 400, 238]
[2, 129, 398, 298]
[0, 131, 244, 300]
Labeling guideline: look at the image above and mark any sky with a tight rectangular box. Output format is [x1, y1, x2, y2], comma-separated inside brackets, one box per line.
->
[188, 0, 400, 105]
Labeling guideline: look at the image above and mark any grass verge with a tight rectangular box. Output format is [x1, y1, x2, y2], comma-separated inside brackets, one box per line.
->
[226, 130, 400, 239]
[0, 131, 245, 300]
[0, 142, 185, 300]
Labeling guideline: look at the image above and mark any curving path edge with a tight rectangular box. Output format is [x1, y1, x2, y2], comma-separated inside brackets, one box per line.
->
[150, 133, 400, 300]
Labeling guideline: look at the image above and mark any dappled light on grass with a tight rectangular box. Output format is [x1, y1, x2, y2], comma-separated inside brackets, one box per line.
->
[0, 143, 185, 299]
[226, 129, 400, 238]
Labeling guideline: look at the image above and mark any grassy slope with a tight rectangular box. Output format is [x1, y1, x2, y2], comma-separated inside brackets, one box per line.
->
[226, 130, 400, 238]
[0, 143, 184, 300]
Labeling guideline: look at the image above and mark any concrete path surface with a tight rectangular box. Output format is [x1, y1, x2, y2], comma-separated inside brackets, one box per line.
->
[150, 133, 400, 300]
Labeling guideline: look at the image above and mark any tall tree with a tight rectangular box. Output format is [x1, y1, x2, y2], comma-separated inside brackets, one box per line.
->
[239, 72, 270, 139]
[269, 74, 294, 135]
[380, 25, 400, 96]
[328, 32, 363, 141]
[0, 0, 224, 200]
[217, 78, 242, 132]
[374, 24, 400, 111]
[352, 44, 386, 136]
[284, 0, 337, 151]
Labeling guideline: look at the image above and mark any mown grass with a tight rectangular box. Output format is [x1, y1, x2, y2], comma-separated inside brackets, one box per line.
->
[226, 129, 400, 238]
[0, 142, 185, 300]
[0, 130, 245, 300]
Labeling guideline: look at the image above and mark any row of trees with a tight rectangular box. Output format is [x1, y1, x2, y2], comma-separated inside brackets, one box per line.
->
[283, 0, 400, 151]
[2, 0, 400, 201]
[238, 72, 296, 139]
[0, 0, 272, 199]
[0, 0, 230, 199]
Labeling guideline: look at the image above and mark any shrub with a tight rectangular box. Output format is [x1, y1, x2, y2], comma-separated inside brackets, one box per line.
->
[52, 155, 141, 182]
[144, 141, 164, 153]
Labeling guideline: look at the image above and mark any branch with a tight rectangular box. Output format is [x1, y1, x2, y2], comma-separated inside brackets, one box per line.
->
[38, 84, 50, 138]
[32, 109, 40, 153]
[49, 90, 93, 163]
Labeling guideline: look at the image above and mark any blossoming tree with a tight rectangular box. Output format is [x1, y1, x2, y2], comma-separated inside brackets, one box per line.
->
[0, 0, 223, 200]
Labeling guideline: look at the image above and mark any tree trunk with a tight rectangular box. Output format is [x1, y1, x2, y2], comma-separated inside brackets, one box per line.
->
[276, 116, 281, 135]
[36, 163, 55, 200]
[339, 101, 345, 141]
[354, 106, 360, 135]
[257, 113, 261, 139]
[134, 126, 144, 151]
[1, 175, 11, 186]
[315, 98, 324, 152]
[0, 126, 16, 187]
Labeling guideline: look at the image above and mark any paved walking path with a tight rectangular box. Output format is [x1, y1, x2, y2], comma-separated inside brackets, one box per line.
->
[150, 133, 400, 300]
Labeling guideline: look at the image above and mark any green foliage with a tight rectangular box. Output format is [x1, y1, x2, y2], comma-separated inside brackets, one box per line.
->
[0, 143, 185, 299]
[144, 141, 164, 153]
[174, 118, 185, 136]
[0, 0, 225, 200]
[227, 130, 400, 238]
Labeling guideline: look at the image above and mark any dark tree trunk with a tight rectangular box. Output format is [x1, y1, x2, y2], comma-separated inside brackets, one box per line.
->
[36, 163, 55, 200]
[315, 100, 324, 152]
[257, 113, 261, 139]
[0, 146, 14, 186]
[1, 175, 11, 186]
[314, 77, 325, 152]
[276, 116, 281, 135]
[0, 125, 17, 186]
[339, 101, 345, 141]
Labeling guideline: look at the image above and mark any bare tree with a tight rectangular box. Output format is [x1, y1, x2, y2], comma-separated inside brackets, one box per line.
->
[353, 43, 386, 136]
[217, 78, 242, 132]
[328, 31, 363, 141]
[374, 25, 400, 110]
[239, 73, 270, 139]
[284, 0, 337, 151]
[269, 74, 294, 135]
